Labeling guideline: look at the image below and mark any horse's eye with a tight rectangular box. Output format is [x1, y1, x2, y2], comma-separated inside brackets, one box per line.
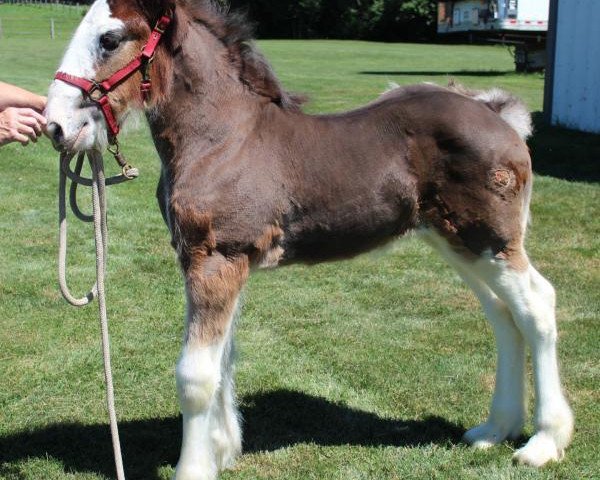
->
[99, 33, 121, 51]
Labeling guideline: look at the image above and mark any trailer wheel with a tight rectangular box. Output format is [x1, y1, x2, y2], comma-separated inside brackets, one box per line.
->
[515, 45, 528, 72]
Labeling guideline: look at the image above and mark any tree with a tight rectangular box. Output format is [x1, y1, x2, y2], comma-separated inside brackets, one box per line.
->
[226, 0, 439, 41]
[374, 0, 438, 41]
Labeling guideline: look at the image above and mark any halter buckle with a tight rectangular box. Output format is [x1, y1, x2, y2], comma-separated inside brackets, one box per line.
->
[88, 81, 106, 102]
[155, 13, 172, 34]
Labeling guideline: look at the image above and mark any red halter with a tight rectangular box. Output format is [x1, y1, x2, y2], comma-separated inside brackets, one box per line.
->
[55, 13, 173, 138]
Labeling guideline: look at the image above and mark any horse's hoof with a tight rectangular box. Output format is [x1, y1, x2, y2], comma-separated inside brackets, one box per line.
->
[463, 420, 522, 449]
[173, 464, 217, 480]
[512, 433, 563, 467]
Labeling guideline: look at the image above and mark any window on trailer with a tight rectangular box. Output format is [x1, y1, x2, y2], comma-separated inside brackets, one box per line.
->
[454, 8, 461, 25]
[463, 9, 470, 23]
[508, 0, 518, 18]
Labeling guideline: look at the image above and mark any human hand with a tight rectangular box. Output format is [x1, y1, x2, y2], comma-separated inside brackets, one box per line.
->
[0, 107, 47, 147]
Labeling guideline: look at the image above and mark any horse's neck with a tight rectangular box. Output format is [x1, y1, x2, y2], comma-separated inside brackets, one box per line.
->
[148, 24, 265, 170]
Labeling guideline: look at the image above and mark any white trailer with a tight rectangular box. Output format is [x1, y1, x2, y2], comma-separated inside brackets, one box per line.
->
[438, 0, 549, 34]
[438, 1, 550, 71]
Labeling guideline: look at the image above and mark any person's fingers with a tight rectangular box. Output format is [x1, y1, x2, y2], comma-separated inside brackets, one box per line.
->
[13, 132, 30, 146]
[32, 110, 47, 126]
[16, 108, 47, 126]
[17, 115, 43, 137]
[16, 124, 38, 142]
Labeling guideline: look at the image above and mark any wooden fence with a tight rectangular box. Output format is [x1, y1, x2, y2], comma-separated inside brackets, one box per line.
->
[0, 17, 81, 39]
[0, 0, 86, 6]
[0, 2, 85, 40]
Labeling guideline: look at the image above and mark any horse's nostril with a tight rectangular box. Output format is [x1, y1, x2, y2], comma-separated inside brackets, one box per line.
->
[48, 122, 65, 149]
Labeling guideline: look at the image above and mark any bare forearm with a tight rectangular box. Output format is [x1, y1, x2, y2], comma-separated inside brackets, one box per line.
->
[0, 82, 46, 112]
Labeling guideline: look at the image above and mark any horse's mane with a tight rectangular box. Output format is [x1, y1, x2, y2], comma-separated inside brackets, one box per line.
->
[184, 0, 305, 111]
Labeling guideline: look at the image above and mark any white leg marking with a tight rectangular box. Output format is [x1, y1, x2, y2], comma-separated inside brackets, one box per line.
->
[174, 300, 241, 480]
[210, 336, 242, 470]
[423, 231, 526, 448]
[481, 262, 573, 466]
[424, 230, 573, 465]
[174, 345, 221, 480]
[461, 290, 526, 448]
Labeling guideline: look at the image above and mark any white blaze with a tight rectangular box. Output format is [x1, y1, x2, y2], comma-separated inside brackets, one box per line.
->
[59, 0, 123, 77]
[46, 0, 125, 151]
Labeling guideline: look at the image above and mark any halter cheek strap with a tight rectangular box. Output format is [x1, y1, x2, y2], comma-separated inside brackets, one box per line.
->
[55, 13, 173, 138]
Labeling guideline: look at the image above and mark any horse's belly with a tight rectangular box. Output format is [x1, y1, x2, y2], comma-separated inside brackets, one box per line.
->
[280, 193, 418, 263]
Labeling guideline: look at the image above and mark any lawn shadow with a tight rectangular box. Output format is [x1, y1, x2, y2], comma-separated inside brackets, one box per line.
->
[359, 69, 515, 77]
[0, 389, 464, 480]
[529, 112, 600, 183]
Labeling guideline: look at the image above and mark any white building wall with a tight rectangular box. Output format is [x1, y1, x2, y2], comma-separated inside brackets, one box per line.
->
[551, 0, 600, 133]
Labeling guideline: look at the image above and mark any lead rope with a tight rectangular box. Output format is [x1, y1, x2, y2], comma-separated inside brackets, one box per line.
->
[58, 150, 139, 480]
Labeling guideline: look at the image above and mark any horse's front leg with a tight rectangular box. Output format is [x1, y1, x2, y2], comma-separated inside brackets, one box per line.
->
[174, 252, 249, 480]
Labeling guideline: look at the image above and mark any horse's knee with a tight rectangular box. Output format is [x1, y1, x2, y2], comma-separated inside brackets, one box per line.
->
[183, 252, 249, 345]
[176, 348, 220, 413]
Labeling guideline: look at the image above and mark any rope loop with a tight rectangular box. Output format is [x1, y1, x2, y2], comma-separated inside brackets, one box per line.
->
[58, 149, 137, 480]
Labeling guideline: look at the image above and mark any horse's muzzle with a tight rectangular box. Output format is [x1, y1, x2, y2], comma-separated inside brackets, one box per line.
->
[46, 122, 66, 151]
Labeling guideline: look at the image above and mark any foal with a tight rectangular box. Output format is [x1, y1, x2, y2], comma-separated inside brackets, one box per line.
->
[45, 1, 574, 478]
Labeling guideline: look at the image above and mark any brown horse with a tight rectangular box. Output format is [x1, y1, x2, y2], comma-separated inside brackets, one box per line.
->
[45, 1, 573, 478]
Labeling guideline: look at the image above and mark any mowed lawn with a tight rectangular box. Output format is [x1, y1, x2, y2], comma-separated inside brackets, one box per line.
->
[1, 5, 599, 480]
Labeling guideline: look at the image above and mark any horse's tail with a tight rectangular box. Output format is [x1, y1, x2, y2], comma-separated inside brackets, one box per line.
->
[448, 81, 533, 141]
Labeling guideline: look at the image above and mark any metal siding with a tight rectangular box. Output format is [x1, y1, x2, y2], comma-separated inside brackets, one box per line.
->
[551, 0, 600, 133]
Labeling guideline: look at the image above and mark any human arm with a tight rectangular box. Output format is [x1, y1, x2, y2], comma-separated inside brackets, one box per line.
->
[0, 81, 46, 113]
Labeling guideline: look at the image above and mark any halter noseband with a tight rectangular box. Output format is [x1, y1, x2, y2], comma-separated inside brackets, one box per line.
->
[55, 13, 173, 139]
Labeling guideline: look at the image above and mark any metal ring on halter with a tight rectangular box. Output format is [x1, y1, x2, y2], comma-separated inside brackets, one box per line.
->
[122, 165, 137, 179]
[88, 81, 106, 102]
[61, 151, 138, 186]
[107, 140, 120, 158]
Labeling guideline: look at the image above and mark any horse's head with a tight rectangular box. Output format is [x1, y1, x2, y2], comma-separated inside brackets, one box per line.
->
[46, 0, 174, 152]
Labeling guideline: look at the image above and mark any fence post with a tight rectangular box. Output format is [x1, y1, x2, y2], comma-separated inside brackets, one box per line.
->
[50, 18, 55, 40]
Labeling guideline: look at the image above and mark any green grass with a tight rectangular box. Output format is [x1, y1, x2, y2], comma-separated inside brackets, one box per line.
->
[1, 5, 599, 480]
[0, 3, 86, 41]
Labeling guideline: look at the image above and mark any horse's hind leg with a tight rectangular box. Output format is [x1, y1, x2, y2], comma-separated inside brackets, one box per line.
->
[481, 259, 574, 466]
[424, 232, 527, 447]
[427, 231, 573, 466]
[174, 252, 249, 480]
